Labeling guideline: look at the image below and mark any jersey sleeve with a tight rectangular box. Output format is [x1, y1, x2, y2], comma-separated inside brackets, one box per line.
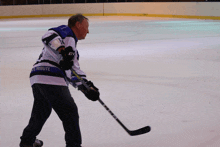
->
[69, 57, 87, 88]
[65, 69, 87, 88]
[42, 30, 65, 51]
[64, 38, 87, 88]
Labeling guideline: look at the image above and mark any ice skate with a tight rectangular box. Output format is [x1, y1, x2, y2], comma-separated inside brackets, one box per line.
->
[33, 139, 43, 147]
[20, 139, 43, 147]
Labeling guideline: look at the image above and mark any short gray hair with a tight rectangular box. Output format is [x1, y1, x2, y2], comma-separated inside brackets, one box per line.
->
[68, 14, 88, 28]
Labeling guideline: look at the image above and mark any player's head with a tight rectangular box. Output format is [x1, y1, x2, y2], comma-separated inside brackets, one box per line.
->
[68, 14, 89, 40]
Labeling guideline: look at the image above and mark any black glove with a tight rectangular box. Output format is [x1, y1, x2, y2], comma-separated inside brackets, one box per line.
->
[78, 80, 100, 101]
[59, 46, 75, 70]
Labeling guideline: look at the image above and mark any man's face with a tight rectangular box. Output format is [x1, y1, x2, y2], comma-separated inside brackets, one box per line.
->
[77, 19, 89, 40]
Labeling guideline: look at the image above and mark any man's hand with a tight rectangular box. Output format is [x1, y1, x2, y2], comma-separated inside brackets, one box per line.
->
[59, 46, 75, 70]
[78, 80, 100, 101]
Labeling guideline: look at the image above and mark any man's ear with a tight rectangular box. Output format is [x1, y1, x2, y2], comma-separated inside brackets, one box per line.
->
[75, 21, 81, 29]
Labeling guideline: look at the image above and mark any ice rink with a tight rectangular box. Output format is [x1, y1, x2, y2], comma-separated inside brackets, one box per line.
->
[1, 16, 220, 147]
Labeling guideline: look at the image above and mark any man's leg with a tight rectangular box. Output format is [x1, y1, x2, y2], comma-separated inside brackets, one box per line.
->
[39, 84, 82, 147]
[20, 84, 52, 145]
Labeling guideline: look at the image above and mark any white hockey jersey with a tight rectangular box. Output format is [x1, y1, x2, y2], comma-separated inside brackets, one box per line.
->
[30, 25, 86, 87]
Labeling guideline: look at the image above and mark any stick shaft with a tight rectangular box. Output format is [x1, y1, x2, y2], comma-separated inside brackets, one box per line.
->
[71, 69, 131, 131]
[71, 69, 130, 131]
[98, 99, 130, 133]
[70, 69, 150, 136]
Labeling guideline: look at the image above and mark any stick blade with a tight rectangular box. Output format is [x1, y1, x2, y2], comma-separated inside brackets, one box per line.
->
[128, 126, 151, 136]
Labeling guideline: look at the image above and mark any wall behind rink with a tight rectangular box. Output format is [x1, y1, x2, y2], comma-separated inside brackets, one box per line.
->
[0, 2, 220, 20]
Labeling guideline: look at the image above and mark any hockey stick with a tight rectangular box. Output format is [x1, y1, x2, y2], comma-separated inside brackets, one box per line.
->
[71, 69, 151, 136]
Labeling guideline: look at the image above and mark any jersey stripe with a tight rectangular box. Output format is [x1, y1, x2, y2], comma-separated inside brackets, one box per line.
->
[42, 33, 58, 45]
[30, 75, 67, 86]
[30, 66, 66, 78]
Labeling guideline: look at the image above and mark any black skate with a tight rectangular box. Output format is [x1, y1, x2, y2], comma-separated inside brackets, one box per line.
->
[33, 139, 43, 147]
[20, 139, 43, 147]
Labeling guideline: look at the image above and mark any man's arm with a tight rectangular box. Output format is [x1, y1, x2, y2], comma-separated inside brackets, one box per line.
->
[59, 46, 75, 70]
[42, 30, 65, 51]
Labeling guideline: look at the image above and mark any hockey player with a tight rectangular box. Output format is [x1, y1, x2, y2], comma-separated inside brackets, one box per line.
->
[19, 14, 100, 147]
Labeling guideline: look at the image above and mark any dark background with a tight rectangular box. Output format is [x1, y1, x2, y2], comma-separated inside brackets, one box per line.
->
[1, 0, 219, 6]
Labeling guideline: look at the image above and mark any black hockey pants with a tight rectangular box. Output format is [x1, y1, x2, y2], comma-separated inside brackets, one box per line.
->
[20, 84, 82, 147]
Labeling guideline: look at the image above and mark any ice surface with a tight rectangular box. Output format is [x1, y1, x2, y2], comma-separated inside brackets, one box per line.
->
[1, 16, 220, 147]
